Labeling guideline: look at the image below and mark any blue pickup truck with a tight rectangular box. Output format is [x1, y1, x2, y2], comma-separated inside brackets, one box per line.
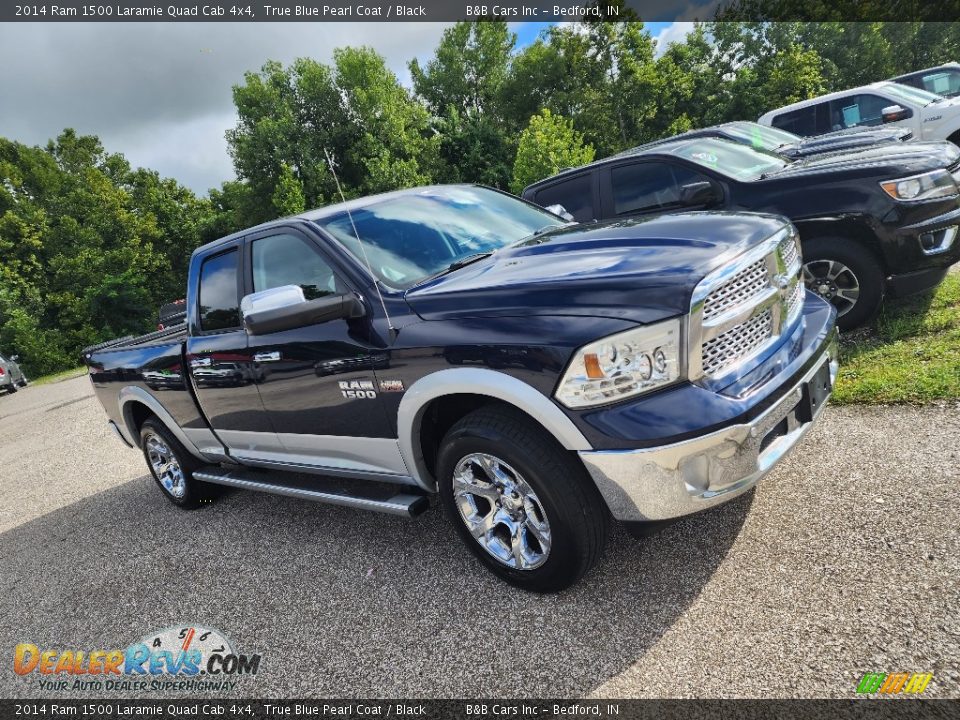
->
[85, 185, 838, 592]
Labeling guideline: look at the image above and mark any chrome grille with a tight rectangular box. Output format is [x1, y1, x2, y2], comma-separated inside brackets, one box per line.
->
[690, 228, 805, 380]
[786, 278, 804, 322]
[778, 235, 799, 271]
[702, 258, 768, 321]
[701, 309, 774, 376]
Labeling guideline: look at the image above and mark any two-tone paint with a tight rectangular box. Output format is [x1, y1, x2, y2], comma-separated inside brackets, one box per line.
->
[85, 191, 836, 524]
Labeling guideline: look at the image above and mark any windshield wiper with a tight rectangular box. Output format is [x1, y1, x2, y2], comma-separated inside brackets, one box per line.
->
[411, 252, 494, 287]
[509, 223, 566, 248]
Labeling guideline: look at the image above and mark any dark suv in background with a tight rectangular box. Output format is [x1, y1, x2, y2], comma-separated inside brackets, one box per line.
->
[523, 137, 960, 329]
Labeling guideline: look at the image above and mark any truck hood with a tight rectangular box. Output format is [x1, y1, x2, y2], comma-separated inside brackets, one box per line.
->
[403, 211, 789, 324]
[764, 140, 960, 180]
[783, 126, 911, 158]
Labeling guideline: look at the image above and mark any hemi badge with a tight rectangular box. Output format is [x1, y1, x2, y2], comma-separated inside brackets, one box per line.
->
[379, 379, 405, 393]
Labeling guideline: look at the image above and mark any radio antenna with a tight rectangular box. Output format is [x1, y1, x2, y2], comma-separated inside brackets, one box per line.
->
[323, 148, 395, 334]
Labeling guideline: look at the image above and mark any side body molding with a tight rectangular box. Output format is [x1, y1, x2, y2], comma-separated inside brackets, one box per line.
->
[117, 386, 225, 462]
[397, 368, 593, 491]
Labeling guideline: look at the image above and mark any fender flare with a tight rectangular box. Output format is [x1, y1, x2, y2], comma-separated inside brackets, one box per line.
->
[396, 368, 592, 491]
[117, 386, 220, 462]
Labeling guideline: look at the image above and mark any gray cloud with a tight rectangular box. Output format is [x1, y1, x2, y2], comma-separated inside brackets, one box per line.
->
[0, 22, 449, 193]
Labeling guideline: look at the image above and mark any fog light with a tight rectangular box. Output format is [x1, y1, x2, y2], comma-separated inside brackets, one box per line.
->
[919, 225, 957, 255]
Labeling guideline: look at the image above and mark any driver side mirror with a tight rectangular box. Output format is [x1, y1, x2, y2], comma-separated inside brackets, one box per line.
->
[241, 285, 365, 335]
[544, 204, 575, 222]
[679, 181, 721, 208]
[882, 104, 912, 123]
[10, 355, 19, 362]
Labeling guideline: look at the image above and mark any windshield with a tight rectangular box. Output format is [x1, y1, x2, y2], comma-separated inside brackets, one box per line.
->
[881, 82, 943, 107]
[723, 122, 799, 152]
[314, 186, 566, 289]
[667, 138, 788, 181]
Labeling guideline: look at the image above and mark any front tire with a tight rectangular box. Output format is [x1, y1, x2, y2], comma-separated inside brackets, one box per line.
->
[437, 406, 609, 593]
[139, 419, 213, 508]
[801, 236, 884, 331]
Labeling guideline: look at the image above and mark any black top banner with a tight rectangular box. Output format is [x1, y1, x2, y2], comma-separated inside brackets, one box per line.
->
[2, 0, 960, 22]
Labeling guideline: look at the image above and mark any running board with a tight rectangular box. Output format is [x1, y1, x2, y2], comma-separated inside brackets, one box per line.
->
[193, 467, 430, 517]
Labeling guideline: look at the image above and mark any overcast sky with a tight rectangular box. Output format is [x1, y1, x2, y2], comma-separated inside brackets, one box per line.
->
[0, 21, 686, 195]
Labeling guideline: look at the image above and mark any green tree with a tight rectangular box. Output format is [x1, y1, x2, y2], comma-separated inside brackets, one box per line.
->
[410, 21, 517, 188]
[510, 109, 594, 194]
[271, 162, 305, 216]
[228, 49, 437, 220]
[0, 130, 214, 377]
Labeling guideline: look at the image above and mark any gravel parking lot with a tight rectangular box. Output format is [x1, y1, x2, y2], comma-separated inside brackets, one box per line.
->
[1, 375, 958, 699]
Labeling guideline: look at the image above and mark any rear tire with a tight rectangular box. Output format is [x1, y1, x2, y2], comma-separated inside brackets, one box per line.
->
[139, 419, 215, 509]
[437, 405, 609, 593]
[801, 236, 884, 331]
[5, 382, 17, 394]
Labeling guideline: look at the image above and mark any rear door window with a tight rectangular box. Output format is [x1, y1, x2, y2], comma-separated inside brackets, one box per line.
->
[534, 174, 594, 222]
[198, 249, 240, 331]
[771, 106, 816, 136]
[771, 103, 832, 136]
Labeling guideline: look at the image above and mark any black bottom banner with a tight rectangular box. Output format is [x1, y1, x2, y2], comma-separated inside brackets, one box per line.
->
[2, 700, 959, 720]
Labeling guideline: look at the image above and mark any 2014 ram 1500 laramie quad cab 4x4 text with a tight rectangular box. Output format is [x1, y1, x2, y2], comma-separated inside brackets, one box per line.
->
[85, 185, 838, 592]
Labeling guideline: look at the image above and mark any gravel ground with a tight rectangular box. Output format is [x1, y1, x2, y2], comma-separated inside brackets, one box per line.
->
[0, 375, 958, 699]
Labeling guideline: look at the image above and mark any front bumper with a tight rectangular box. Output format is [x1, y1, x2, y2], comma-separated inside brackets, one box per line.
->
[579, 329, 839, 522]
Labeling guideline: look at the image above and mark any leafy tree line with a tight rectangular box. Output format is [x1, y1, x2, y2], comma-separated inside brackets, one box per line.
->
[3, 20, 960, 377]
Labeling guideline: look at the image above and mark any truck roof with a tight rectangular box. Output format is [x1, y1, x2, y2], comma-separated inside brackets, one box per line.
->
[192, 184, 480, 258]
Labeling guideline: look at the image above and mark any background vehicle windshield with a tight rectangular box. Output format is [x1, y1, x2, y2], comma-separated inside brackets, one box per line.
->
[723, 122, 799, 151]
[667, 138, 788, 181]
[882, 82, 943, 106]
[314, 186, 566, 289]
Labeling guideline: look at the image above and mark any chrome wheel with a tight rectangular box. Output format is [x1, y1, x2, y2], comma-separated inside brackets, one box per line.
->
[452, 453, 551, 570]
[145, 433, 186, 498]
[803, 259, 861, 317]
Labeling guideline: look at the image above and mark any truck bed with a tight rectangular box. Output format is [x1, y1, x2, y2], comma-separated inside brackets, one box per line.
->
[82, 322, 187, 358]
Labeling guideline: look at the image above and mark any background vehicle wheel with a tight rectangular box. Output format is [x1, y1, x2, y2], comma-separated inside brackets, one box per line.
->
[18, 377, 28, 387]
[5, 382, 17, 394]
[801, 236, 884, 331]
[139, 418, 214, 508]
[437, 405, 609, 593]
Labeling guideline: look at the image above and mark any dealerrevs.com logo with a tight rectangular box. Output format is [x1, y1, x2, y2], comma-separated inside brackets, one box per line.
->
[13, 625, 261, 692]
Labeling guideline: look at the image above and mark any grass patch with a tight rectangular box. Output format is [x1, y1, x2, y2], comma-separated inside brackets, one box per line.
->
[32, 367, 87, 386]
[833, 272, 960, 405]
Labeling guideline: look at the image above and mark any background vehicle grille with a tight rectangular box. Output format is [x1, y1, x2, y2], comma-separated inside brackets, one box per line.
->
[701, 309, 774, 376]
[702, 258, 768, 322]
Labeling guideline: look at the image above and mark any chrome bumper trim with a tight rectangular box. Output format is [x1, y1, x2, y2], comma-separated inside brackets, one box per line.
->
[579, 330, 839, 522]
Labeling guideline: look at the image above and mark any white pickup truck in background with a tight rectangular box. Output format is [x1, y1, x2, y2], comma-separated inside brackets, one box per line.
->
[759, 80, 960, 145]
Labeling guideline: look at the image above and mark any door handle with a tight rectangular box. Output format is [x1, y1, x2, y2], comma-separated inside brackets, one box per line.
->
[254, 351, 281, 363]
[190, 357, 211, 368]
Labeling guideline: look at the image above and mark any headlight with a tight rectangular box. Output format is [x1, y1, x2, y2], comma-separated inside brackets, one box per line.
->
[554, 319, 682, 409]
[880, 169, 958, 201]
